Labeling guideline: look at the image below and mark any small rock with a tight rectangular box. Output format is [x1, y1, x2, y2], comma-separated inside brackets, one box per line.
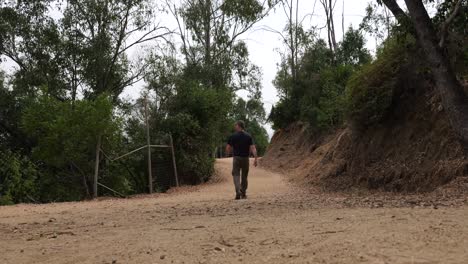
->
[160, 255, 166, 260]
[214, 247, 225, 252]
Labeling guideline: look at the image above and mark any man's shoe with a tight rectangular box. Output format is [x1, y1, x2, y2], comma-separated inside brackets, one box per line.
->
[241, 194, 247, 199]
[235, 195, 241, 200]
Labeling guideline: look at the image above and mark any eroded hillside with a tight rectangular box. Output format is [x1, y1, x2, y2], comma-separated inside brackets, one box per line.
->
[262, 81, 468, 192]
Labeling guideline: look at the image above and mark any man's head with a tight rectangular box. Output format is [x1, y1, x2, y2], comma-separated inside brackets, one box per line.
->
[234, 120, 245, 132]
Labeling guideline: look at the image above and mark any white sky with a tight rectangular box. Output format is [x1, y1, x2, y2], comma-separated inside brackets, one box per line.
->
[2, 0, 401, 137]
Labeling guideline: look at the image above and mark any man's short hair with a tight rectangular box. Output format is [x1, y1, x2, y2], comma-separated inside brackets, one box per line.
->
[235, 120, 245, 130]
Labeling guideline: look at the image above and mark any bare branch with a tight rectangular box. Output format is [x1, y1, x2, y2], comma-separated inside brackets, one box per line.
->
[117, 29, 173, 56]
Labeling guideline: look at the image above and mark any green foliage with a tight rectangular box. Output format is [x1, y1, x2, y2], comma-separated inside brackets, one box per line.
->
[168, 84, 231, 183]
[23, 95, 119, 166]
[0, 150, 40, 205]
[270, 27, 371, 131]
[161, 113, 215, 183]
[359, 2, 393, 43]
[432, 0, 468, 77]
[269, 98, 299, 130]
[337, 27, 372, 66]
[345, 36, 415, 127]
[315, 65, 354, 129]
[0, 0, 273, 203]
[221, 0, 264, 23]
[143, 63, 234, 184]
[20, 94, 122, 201]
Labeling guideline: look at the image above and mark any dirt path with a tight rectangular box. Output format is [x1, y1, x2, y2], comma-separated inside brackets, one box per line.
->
[1, 158, 467, 264]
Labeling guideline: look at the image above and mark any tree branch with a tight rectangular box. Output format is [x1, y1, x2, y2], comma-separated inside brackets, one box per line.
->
[438, 0, 463, 48]
[380, 0, 409, 23]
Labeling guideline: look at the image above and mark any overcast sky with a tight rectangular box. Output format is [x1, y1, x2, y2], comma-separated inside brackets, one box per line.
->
[2, 0, 401, 137]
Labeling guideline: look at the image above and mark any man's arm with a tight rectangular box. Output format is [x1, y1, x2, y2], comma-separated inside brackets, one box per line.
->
[225, 144, 232, 157]
[250, 144, 258, 167]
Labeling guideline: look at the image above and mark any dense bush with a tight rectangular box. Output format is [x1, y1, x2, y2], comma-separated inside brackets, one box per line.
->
[270, 28, 371, 131]
[0, 150, 40, 205]
[161, 113, 216, 184]
[345, 36, 416, 128]
[315, 65, 354, 129]
[18, 94, 123, 201]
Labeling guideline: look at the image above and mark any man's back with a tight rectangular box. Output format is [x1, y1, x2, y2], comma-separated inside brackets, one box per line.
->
[228, 131, 253, 157]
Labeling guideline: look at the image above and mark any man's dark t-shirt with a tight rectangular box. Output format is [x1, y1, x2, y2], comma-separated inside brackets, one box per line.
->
[228, 131, 254, 157]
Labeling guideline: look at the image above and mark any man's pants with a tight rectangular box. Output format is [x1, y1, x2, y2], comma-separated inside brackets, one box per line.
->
[232, 156, 249, 196]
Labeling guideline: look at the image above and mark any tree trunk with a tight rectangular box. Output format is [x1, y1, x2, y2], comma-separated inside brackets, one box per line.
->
[404, 0, 468, 153]
[93, 135, 101, 198]
[204, 0, 211, 67]
[289, 0, 296, 90]
[328, 0, 337, 52]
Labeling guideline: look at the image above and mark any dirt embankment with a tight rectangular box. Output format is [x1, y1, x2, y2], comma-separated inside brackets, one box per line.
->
[262, 82, 468, 193]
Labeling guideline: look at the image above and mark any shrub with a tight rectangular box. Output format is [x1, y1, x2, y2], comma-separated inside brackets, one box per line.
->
[161, 113, 215, 184]
[315, 65, 355, 129]
[0, 150, 40, 205]
[345, 35, 416, 128]
[269, 98, 299, 130]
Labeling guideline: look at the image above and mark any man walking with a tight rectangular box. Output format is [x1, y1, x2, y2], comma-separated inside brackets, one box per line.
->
[226, 120, 258, 200]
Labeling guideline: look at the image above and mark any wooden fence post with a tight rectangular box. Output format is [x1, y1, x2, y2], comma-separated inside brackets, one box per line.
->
[144, 96, 153, 194]
[93, 135, 102, 199]
[169, 134, 179, 187]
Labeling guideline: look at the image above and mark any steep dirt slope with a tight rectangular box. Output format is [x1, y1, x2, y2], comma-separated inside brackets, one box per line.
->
[262, 82, 468, 192]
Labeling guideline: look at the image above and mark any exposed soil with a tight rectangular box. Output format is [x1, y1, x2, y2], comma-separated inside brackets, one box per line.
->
[1, 158, 467, 264]
[262, 81, 468, 192]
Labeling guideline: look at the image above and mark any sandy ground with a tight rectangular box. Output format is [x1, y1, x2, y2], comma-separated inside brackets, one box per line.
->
[1, 158, 467, 264]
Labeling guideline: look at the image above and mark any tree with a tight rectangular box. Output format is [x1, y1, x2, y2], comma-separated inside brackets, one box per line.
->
[167, 0, 277, 90]
[22, 95, 121, 199]
[380, 0, 468, 153]
[0, 1, 69, 100]
[0, 0, 173, 200]
[337, 27, 372, 66]
[359, 2, 394, 47]
[263, 0, 316, 99]
[270, 22, 371, 130]
[61, 0, 171, 100]
[319, 0, 338, 54]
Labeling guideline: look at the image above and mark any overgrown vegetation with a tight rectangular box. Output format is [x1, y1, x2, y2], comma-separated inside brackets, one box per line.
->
[270, 0, 467, 137]
[1, 0, 466, 204]
[0, 0, 274, 204]
[269, 27, 371, 130]
[345, 35, 417, 128]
